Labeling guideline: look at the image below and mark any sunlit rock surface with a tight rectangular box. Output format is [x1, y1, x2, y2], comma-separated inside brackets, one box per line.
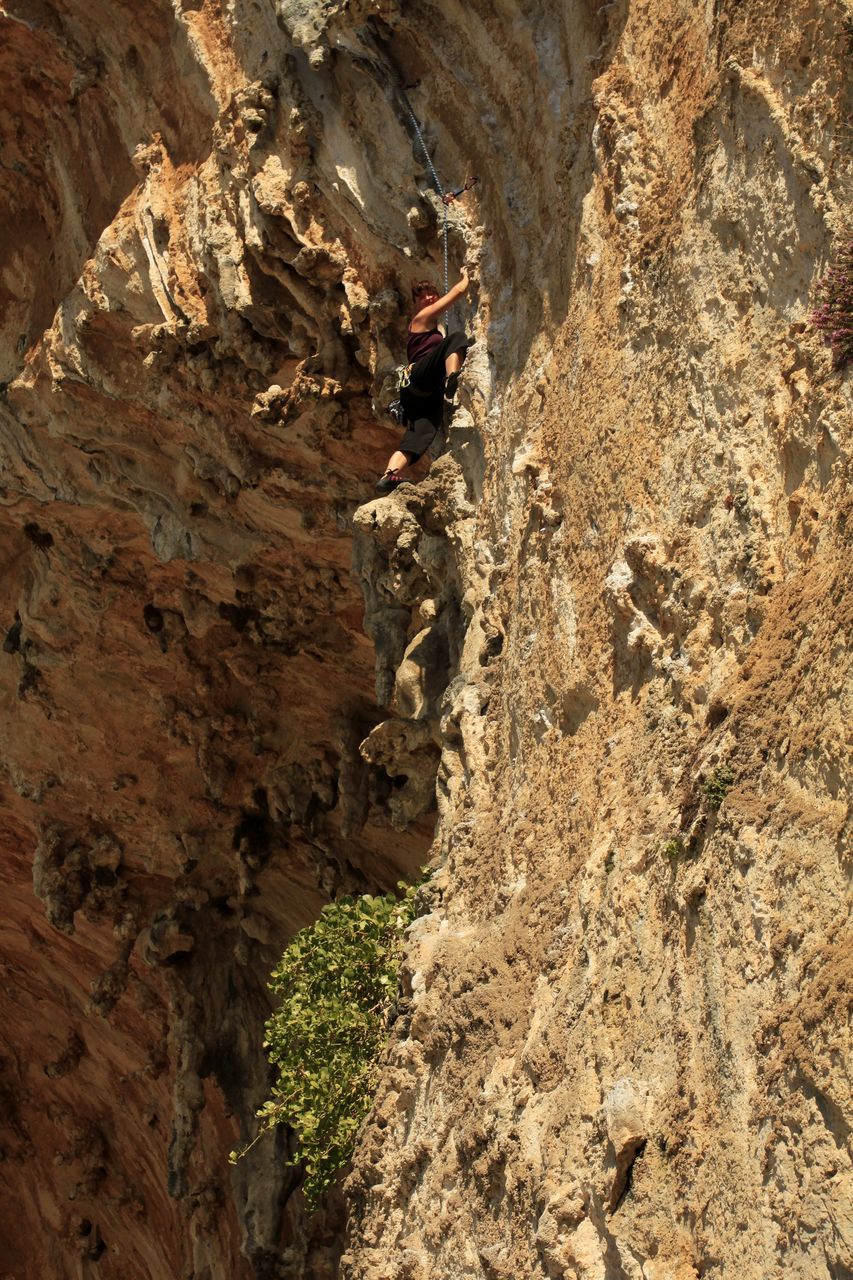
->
[0, 0, 850, 1277]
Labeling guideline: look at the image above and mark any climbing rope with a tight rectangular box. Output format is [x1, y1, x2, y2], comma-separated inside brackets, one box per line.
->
[382, 78, 478, 436]
[398, 85, 451, 297]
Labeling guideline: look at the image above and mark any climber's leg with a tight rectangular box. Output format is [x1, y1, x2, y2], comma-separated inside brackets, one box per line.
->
[376, 413, 439, 492]
[409, 334, 472, 398]
[386, 449, 413, 472]
[444, 336, 471, 400]
[444, 351, 462, 401]
[376, 449, 415, 492]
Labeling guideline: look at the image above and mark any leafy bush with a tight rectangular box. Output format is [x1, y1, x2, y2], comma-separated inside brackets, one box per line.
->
[231, 879, 424, 1207]
[661, 837, 686, 862]
[810, 238, 853, 370]
[703, 763, 734, 812]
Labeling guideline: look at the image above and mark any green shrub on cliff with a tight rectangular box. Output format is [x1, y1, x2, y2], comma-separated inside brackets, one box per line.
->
[231, 879, 424, 1207]
[703, 763, 734, 812]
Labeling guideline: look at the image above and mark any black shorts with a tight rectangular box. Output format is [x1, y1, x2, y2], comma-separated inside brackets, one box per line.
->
[397, 331, 473, 461]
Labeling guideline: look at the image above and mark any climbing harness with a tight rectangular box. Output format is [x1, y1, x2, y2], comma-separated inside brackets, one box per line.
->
[397, 364, 433, 396]
[387, 362, 430, 426]
[388, 360, 438, 425]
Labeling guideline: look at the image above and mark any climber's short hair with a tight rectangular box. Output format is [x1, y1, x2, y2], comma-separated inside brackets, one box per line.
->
[411, 279, 438, 304]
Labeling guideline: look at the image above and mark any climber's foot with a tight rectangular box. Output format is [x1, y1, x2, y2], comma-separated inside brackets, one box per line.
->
[376, 469, 403, 493]
[444, 371, 460, 401]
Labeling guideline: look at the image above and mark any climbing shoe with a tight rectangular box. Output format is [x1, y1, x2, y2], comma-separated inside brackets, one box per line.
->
[444, 371, 460, 405]
[376, 469, 403, 493]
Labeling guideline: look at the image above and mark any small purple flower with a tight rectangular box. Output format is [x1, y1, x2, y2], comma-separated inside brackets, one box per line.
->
[810, 237, 853, 370]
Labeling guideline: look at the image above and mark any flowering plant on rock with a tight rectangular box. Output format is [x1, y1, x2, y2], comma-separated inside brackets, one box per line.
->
[810, 237, 853, 370]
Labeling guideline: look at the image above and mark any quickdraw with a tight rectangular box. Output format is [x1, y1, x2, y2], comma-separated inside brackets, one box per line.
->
[397, 364, 433, 396]
[442, 176, 479, 206]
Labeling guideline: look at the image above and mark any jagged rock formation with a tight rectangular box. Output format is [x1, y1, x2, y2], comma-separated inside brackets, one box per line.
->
[0, 0, 850, 1277]
[344, 3, 853, 1279]
[0, 0, 450, 1274]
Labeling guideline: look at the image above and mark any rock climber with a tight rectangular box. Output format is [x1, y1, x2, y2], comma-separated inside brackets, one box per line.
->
[376, 266, 473, 492]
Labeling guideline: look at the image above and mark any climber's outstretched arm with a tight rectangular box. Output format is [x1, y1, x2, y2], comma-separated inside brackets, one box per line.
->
[409, 267, 469, 331]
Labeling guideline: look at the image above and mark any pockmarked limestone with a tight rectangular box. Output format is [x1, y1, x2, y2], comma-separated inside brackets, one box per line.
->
[0, 0, 850, 1277]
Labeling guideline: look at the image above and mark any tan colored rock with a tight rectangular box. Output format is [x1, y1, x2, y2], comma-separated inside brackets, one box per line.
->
[1, 0, 851, 1277]
[0, 0, 451, 1272]
[344, 3, 852, 1280]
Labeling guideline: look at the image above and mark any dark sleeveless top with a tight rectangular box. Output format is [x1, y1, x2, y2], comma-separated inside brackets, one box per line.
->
[407, 326, 444, 363]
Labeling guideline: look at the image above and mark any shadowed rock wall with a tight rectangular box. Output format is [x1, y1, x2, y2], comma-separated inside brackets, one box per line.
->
[0, 0, 850, 1278]
[0, 0, 448, 1274]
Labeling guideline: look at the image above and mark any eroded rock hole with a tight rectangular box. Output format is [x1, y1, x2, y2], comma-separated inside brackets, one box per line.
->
[17, 661, 39, 698]
[706, 702, 729, 729]
[23, 522, 53, 550]
[218, 601, 260, 632]
[3, 615, 21, 654]
[232, 789, 274, 868]
[143, 604, 164, 632]
[611, 1138, 647, 1212]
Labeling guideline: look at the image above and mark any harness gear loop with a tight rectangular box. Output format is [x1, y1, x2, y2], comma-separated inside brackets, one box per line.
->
[397, 364, 433, 397]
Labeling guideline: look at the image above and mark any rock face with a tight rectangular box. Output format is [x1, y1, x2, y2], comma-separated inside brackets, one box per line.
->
[0, 1, 850, 1279]
[343, 3, 853, 1279]
[0, 0, 442, 1274]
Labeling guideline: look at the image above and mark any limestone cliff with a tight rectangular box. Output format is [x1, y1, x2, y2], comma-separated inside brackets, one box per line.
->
[0, 0, 850, 1278]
